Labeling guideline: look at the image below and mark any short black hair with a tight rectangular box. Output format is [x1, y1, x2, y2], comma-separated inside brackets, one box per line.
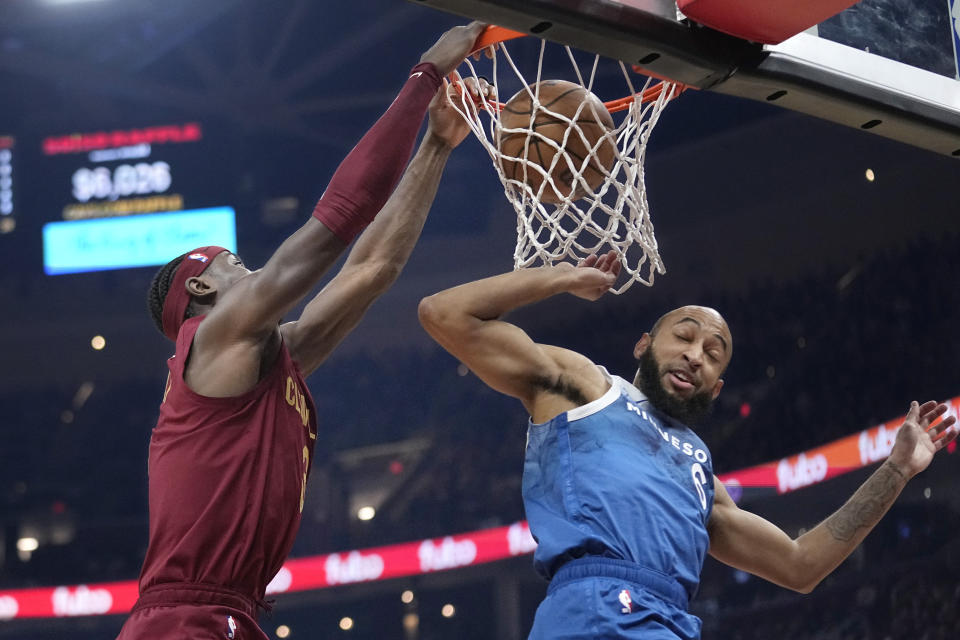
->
[147, 253, 188, 336]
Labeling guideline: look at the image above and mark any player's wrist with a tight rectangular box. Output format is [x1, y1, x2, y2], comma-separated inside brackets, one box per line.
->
[510, 264, 571, 298]
[881, 457, 912, 481]
[547, 262, 580, 293]
[409, 61, 443, 87]
[421, 129, 458, 153]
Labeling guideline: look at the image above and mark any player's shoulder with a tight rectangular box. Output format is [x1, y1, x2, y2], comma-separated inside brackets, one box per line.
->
[539, 345, 603, 379]
[527, 347, 614, 423]
[539, 344, 594, 368]
[537, 345, 611, 398]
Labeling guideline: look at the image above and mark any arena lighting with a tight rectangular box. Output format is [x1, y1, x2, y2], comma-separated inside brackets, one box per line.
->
[90, 335, 106, 350]
[401, 590, 415, 604]
[275, 625, 291, 638]
[338, 617, 354, 631]
[356, 506, 375, 521]
[16, 538, 38, 552]
[441, 604, 456, 618]
[865, 168, 876, 181]
[16, 538, 38, 562]
[402, 613, 419, 632]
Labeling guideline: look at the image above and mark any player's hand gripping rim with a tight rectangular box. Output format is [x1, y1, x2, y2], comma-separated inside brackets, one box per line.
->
[420, 21, 489, 77]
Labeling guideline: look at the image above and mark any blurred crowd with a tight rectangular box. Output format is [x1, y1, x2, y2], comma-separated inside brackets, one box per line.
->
[702, 557, 960, 639]
[698, 498, 960, 638]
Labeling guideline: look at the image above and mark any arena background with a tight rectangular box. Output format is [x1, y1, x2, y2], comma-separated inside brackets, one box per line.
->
[0, 1, 958, 638]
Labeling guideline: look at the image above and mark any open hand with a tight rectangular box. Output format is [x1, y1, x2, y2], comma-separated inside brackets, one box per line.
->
[566, 250, 621, 301]
[888, 400, 957, 478]
[420, 21, 488, 77]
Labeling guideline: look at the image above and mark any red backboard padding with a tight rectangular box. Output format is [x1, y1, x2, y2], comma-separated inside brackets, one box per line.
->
[677, 0, 862, 44]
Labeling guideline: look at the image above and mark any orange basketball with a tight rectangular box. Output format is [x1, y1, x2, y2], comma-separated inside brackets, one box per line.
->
[498, 80, 616, 204]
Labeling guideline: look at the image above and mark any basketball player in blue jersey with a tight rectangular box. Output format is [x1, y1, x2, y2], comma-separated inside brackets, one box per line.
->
[418, 251, 958, 640]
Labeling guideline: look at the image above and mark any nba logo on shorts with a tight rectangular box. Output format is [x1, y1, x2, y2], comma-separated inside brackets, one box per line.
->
[188, 253, 210, 263]
[618, 589, 633, 614]
[226, 615, 237, 639]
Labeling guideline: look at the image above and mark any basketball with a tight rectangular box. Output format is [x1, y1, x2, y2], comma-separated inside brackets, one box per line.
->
[497, 80, 616, 204]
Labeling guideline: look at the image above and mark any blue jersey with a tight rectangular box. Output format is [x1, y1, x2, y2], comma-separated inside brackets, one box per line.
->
[522, 367, 715, 603]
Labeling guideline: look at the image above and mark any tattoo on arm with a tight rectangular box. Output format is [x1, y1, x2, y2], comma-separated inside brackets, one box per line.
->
[824, 462, 906, 542]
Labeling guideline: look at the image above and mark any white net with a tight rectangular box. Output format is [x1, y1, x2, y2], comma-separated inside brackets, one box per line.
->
[450, 37, 679, 293]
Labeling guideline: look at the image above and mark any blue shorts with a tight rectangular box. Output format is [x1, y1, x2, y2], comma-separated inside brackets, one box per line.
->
[528, 558, 701, 640]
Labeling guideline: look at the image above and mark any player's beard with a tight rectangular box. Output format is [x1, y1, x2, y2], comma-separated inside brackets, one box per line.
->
[635, 346, 714, 425]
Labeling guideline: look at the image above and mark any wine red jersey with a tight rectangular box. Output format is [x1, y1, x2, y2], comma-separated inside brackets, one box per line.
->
[137, 315, 317, 601]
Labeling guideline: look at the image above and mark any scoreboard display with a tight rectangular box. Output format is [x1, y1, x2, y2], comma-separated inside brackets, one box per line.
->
[42, 123, 202, 220]
[33, 122, 237, 275]
[42, 207, 237, 275]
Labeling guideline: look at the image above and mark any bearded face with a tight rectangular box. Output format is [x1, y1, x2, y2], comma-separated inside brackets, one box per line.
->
[636, 345, 715, 425]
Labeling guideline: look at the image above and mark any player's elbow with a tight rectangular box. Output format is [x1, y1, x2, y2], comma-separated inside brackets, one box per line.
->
[418, 295, 446, 334]
[419, 293, 482, 348]
[418, 294, 464, 338]
[785, 557, 822, 594]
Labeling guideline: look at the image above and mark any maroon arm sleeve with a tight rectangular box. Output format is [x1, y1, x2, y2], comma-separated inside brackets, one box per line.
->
[312, 61, 444, 243]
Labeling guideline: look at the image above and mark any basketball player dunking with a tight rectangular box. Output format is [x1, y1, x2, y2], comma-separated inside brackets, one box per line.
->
[116, 22, 490, 640]
[419, 251, 957, 640]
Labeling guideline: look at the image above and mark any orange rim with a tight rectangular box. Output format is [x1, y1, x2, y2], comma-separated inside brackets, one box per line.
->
[469, 25, 527, 55]
[463, 25, 688, 113]
[605, 82, 688, 113]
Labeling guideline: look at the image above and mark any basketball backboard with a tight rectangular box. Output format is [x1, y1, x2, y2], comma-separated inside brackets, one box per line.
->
[409, 0, 960, 157]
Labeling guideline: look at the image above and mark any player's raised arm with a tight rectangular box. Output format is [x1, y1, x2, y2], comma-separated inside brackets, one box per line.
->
[199, 22, 487, 348]
[418, 253, 620, 420]
[708, 400, 957, 593]
[280, 74, 492, 375]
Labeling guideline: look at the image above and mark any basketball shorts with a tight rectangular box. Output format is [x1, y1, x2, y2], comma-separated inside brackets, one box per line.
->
[116, 582, 268, 640]
[528, 557, 702, 640]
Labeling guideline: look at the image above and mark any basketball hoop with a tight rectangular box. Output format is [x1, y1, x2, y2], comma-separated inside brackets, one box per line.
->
[449, 26, 685, 292]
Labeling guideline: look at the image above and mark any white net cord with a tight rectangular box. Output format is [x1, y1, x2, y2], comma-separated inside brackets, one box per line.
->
[450, 38, 678, 293]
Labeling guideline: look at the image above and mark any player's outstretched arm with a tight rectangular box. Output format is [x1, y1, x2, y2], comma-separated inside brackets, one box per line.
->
[198, 22, 486, 351]
[281, 75, 492, 375]
[708, 400, 957, 593]
[418, 254, 620, 421]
